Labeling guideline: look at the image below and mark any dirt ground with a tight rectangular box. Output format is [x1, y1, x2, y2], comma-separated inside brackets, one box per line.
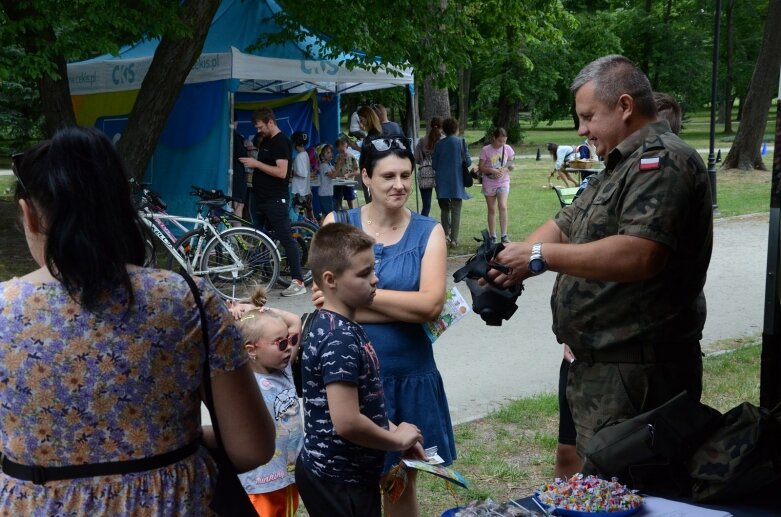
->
[0, 198, 37, 280]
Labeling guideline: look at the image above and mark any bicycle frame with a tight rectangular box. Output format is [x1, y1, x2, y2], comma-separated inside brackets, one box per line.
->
[139, 212, 245, 276]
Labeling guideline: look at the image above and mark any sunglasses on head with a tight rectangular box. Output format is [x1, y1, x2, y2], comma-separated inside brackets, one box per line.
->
[258, 333, 300, 351]
[11, 152, 26, 193]
[365, 137, 408, 152]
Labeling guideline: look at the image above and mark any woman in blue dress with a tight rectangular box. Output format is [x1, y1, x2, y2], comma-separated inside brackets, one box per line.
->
[317, 135, 453, 516]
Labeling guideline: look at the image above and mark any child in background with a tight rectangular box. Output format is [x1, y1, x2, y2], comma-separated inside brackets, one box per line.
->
[333, 137, 358, 210]
[292, 133, 314, 221]
[295, 223, 425, 517]
[231, 288, 304, 517]
[316, 143, 337, 219]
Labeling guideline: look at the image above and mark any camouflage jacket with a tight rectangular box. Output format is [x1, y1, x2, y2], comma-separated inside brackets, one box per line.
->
[552, 121, 713, 350]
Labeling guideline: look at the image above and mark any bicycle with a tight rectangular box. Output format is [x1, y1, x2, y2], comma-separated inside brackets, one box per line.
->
[189, 186, 317, 288]
[133, 180, 280, 300]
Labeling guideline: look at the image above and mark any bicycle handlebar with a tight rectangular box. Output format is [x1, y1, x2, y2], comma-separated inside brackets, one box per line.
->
[190, 185, 241, 203]
[130, 178, 167, 210]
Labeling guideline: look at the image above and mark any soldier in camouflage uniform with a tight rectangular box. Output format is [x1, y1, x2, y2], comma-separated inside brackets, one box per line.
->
[486, 55, 713, 458]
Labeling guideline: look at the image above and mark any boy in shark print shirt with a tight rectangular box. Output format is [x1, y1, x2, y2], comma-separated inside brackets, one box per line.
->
[296, 223, 424, 517]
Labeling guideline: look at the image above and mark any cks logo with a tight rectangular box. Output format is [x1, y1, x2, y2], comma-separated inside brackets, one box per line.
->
[299, 60, 339, 76]
[112, 63, 136, 85]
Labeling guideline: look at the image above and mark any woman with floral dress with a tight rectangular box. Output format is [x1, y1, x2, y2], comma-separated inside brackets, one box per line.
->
[0, 127, 274, 515]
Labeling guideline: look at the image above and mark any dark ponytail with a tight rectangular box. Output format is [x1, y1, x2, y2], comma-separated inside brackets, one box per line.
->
[15, 126, 145, 310]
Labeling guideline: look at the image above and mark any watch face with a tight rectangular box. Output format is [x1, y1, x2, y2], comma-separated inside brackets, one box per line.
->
[529, 258, 546, 274]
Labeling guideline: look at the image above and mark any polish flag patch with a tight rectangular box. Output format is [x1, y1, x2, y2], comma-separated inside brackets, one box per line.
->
[639, 157, 661, 171]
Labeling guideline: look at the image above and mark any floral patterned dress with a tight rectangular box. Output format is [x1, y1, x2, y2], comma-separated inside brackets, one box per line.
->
[0, 268, 246, 516]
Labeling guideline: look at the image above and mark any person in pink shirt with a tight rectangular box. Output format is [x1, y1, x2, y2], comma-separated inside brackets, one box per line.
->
[477, 127, 515, 243]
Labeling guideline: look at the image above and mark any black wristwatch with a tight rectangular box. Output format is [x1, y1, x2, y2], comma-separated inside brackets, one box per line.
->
[528, 242, 547, 275]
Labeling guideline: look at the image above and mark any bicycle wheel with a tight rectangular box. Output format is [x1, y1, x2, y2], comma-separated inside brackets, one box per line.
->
[275, 220, 317, 288]
[199, 227, 280, 301]
[167, 228, 207, 272]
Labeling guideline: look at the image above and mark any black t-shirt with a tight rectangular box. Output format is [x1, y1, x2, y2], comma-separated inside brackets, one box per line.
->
[254, 131, 292, 200]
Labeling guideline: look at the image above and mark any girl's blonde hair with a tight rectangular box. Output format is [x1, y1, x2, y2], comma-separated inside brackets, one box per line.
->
[237, 308, 283, 344]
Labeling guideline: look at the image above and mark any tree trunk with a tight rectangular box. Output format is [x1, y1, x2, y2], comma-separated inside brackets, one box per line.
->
[723, 0, 734, 134]
[117, 0, 221, 180]
[723, 0, 781, 171]
[458, 68, 471, 134]
[39, 55, 77, 136]
[422, 75, 450, 124]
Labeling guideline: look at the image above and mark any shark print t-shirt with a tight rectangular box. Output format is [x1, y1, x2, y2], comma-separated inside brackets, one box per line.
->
[299, 309, 389, 485]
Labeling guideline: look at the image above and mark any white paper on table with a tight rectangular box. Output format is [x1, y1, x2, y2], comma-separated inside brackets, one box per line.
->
[640, 496, 732, 516]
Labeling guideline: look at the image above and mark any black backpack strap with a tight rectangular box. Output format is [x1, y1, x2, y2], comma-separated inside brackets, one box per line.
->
[177, 271, 225, 449]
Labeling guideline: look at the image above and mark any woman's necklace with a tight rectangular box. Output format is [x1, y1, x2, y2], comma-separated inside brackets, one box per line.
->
[365, 217, 399, 238]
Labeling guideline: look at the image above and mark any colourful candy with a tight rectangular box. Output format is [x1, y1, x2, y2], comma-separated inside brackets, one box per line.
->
[537, 474, 643, 513]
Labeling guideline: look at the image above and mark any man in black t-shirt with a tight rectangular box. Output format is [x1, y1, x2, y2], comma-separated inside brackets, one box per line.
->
[239, 107, 306, 296]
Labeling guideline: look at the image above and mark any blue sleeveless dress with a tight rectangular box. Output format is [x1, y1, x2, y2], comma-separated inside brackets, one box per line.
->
[345, 208, 456, 470]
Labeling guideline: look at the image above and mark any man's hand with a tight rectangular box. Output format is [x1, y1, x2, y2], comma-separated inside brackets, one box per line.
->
[239, 156, 259, 170]
[482, 241, 533, 288]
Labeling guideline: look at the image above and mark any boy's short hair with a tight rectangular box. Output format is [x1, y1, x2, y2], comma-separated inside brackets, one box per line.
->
[309, 223, 375, 285]
[236, 307, 283, 344]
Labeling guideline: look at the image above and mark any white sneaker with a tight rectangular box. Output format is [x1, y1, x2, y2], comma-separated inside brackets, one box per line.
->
[281, 280, 307, 297]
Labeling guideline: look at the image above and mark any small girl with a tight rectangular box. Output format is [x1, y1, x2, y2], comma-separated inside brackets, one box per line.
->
[316, 143, 337, 218]
[234, 292, 304, 517]
[333, 137, 359, 210]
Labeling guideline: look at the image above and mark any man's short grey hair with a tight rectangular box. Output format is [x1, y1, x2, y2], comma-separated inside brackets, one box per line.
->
[570, 55, 657, 118]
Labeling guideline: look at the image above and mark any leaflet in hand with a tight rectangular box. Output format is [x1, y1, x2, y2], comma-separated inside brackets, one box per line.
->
[423, 286, 471, 343]
[402, 457, 469, 488]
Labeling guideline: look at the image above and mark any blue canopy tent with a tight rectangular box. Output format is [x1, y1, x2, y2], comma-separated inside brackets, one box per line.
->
[66, 0, 414, 215]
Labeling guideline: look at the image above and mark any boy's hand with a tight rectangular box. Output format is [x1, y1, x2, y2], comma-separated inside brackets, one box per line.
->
[310, 283, 325, 309]
[393, 422, 423, 451]
[403, 441, 427, 460]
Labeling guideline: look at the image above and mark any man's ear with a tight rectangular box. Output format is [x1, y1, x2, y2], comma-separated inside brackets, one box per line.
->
[18, 198, 40, 234]
[617, 94, 634, 121]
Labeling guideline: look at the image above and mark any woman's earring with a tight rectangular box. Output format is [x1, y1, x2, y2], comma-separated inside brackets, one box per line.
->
[249, 353, 258, 361]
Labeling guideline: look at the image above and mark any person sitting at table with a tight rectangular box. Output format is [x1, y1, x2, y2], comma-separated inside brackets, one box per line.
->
[545, 143, 578, 188]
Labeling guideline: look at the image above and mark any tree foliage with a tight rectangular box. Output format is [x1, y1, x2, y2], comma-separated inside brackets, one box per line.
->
[265, 0, 475, 85]
[0, 0, 218, 179]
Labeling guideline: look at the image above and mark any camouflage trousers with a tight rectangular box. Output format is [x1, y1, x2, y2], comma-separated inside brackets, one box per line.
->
[566, 345, 703, 458]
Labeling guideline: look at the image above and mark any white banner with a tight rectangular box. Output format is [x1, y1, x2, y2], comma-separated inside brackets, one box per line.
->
[68, 52, 231, 95]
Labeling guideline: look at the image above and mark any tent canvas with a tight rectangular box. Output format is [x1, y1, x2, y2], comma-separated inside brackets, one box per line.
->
[66, 0, 413, 215]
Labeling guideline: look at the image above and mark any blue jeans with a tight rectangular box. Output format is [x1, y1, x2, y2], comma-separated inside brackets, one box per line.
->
[255, 197, 303, 282]
[420, 188, 433, 217]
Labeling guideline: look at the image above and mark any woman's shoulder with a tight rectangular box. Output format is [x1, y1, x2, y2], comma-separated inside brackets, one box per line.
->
[409, 211, 439, 231]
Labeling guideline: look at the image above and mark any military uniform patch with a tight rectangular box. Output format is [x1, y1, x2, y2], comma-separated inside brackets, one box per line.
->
[639, 157, 661, 171]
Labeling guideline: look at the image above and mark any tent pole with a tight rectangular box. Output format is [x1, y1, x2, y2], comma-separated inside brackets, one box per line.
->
[407, 83, 420, 213]
[228, 90, 236, 197]
[760, 69, 781, 410]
